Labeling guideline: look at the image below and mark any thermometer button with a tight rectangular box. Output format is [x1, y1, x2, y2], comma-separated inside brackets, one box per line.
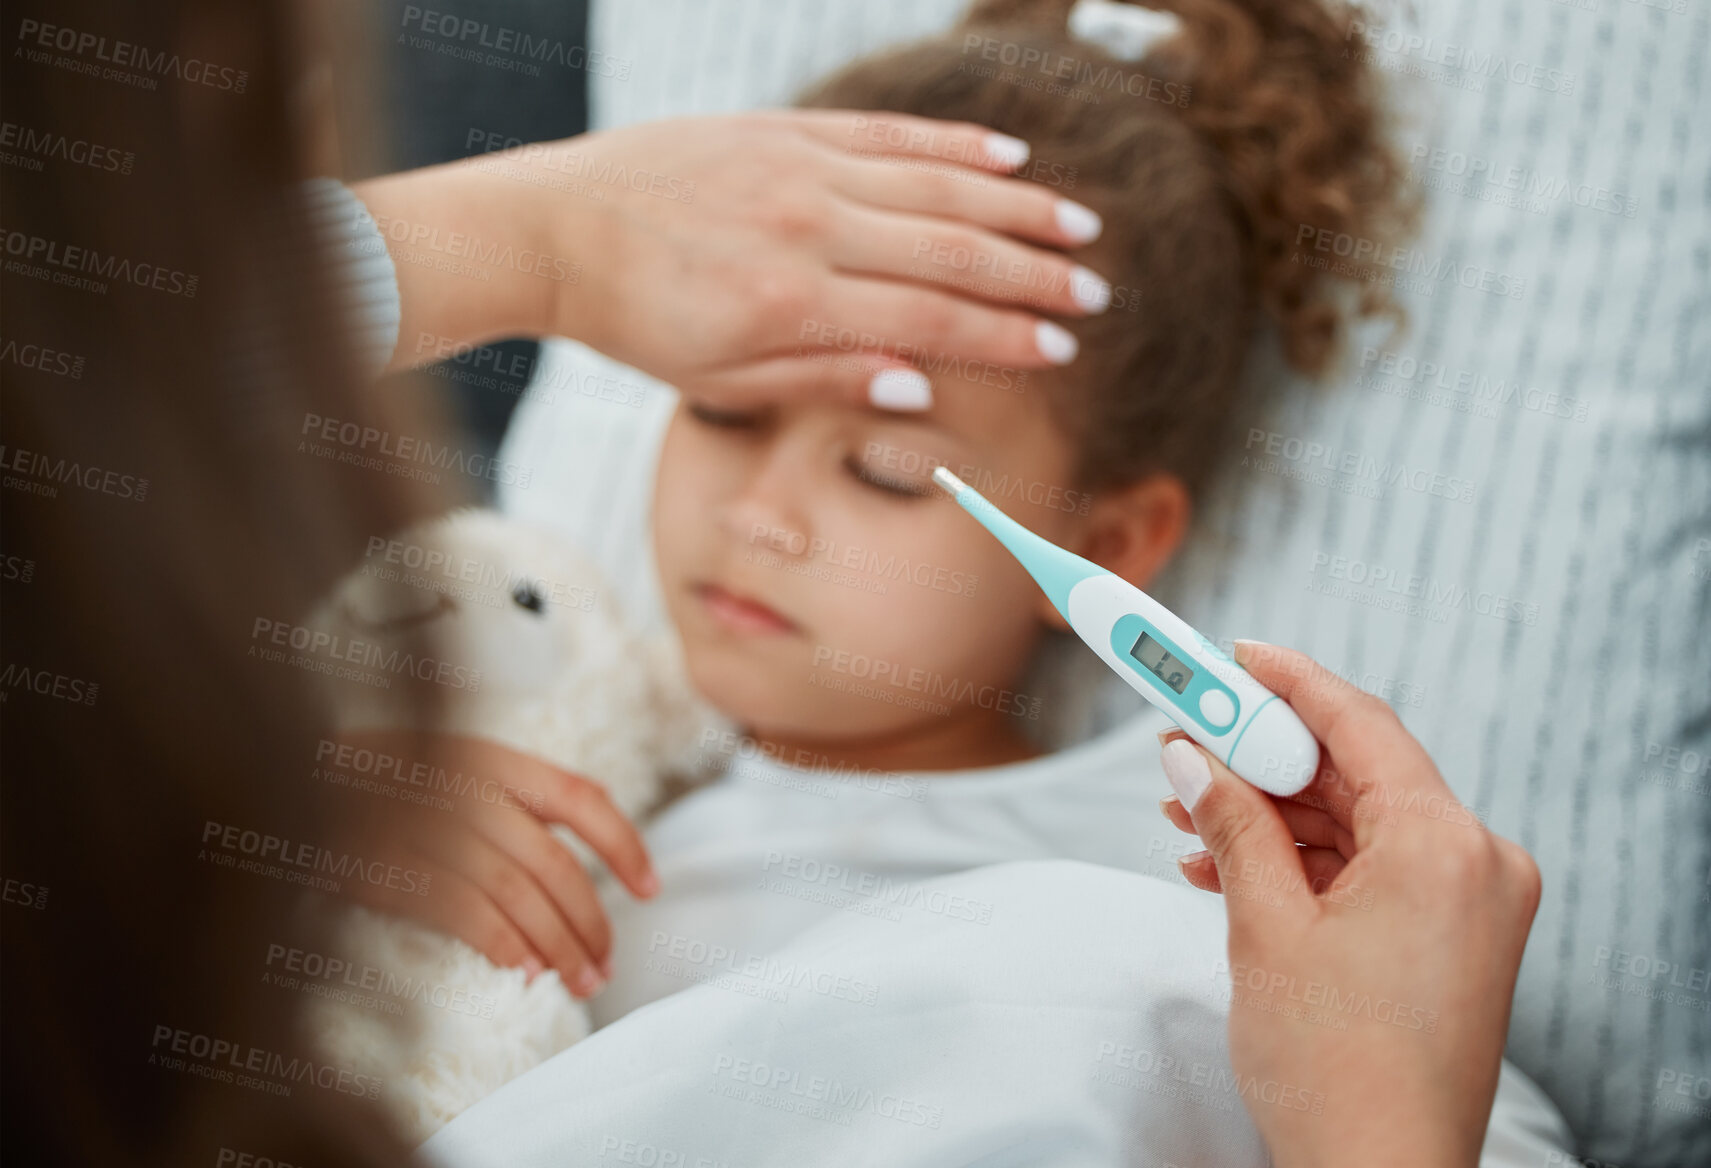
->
[1197, 689, 1236, 729]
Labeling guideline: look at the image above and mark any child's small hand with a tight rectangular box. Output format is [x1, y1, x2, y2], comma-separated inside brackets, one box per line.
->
[328, 729, 658, 1000]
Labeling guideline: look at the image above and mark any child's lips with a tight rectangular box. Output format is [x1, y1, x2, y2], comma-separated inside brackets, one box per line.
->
[694, 582, 800, 636]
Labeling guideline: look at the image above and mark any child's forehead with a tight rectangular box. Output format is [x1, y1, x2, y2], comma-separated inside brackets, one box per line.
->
[895, 365, 1065, 456]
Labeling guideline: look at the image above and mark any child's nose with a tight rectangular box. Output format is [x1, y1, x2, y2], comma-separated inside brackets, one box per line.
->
[718, 452, 815, 558]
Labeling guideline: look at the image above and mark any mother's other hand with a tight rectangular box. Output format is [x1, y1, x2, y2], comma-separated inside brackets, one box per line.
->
[1158, 642, 1541, 1168]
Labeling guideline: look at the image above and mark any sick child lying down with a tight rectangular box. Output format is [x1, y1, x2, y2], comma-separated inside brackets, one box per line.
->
[425, 4, 1577, 1159]
[595, 0, 1412, 1023]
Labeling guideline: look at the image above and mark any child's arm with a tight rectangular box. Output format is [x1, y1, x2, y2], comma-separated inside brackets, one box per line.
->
[328, 728, 657, 1000]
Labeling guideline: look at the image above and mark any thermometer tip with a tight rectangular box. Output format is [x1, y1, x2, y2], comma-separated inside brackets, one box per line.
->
[931, 466, 966, 496]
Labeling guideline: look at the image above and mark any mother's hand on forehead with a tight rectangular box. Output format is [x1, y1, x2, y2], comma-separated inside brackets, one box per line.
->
[359, 111, 1111, 410]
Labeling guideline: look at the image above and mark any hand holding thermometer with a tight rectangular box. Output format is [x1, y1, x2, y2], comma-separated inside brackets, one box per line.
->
[931, 467, 1319, 796]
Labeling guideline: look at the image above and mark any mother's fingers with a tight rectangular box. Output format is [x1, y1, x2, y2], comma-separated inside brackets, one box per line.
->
[682, 353, 934, 412]
[1230, 641, 1412, 772]
[1178, 848, 1220, 893]
[1231, 641, 1464, 841]
[830, 151, 1102, 249]
[777, 109, 1034, 173]
[1178, 845, 1348, 900]
[828, 202, 1110, 318]
[1165, 791, 1356, 858]
[1163, 739, 1316, 929]
[812, 273, 1081, 370]
[1161, 737, 1356, 859]
[1298, 846, 1349, 893]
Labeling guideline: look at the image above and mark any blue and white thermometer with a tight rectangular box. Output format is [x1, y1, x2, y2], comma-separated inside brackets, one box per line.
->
[932, 467, 1318, 796]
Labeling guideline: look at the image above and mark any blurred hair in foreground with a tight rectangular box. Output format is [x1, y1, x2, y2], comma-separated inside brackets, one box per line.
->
[2, 0, 446, 1162]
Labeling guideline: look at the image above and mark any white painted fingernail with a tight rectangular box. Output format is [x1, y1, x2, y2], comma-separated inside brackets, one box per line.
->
[984, 133, 1030, 168]
[868, 369, 932, 410]
[1035, 320, 1079, 365]
[1070, 266, 1111, 314]
[1056, 199, 1103, 244]
[1162, 738, 1212, 812]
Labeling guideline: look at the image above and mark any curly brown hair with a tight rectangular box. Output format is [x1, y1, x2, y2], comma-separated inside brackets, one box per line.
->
[799, 0, 1414, 498]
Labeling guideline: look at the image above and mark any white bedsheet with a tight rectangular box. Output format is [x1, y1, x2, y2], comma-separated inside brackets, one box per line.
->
[422, 861, 1569, 1167]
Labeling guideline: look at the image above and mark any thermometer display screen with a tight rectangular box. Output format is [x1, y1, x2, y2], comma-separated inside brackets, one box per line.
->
[1130, 632, 1193, 694]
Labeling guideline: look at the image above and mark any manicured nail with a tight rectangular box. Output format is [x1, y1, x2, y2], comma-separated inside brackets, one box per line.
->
[1036, 320, 1079, 365]
[1232, 639, 1270, 667]
[1055, 199, 1103, 244]
[572, 967, 603, 997]
[1156, 728, 1188, 747]
[1161, 738, 1212, 812]
[868, 368, 932, 410]
[637, 871, 660, 897]
[1177, 849, 1211, 871]
[1069, 266, 1111, 314]
[522, 956, 544, 984]
[1158, 795, 1181, 818]
[984, 133, 1030, 168]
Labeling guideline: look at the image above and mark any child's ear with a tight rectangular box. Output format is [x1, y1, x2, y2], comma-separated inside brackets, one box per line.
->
[1033, 474, 1191, 632]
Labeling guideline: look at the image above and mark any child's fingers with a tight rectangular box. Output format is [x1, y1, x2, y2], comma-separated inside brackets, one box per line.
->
[417, 822, 606, 998]
[537, 774, 659, 901]
[354, 859, 542, 980]
[473, 809, 613, 979]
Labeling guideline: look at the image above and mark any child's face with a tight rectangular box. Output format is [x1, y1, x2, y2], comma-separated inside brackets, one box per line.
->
[652, 373, 1093, 751]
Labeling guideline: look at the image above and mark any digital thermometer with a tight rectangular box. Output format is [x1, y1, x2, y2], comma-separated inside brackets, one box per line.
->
[932, 467, 1318, 796]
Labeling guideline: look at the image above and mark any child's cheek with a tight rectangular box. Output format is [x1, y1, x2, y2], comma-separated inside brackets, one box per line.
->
[836, 529, 1043, 696]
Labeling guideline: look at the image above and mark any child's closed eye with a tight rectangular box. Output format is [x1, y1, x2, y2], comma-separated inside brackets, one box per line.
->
[844, 454, 934, 499]
[687, 402, 770, 430]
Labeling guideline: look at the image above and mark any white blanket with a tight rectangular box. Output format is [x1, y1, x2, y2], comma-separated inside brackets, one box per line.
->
[422, 861, 1569, 1166]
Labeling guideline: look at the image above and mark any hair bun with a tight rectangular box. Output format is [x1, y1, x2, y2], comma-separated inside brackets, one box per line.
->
[961, 0, 1413, 375]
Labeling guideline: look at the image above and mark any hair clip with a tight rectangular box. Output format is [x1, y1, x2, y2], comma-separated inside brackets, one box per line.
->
[1066, 0, 1184, 62]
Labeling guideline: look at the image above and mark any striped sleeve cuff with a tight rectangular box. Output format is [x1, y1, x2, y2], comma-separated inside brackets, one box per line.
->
[302, 176, 401, 379]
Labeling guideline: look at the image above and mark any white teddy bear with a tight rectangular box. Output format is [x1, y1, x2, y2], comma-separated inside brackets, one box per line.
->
[302, 508, 721, 1144]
